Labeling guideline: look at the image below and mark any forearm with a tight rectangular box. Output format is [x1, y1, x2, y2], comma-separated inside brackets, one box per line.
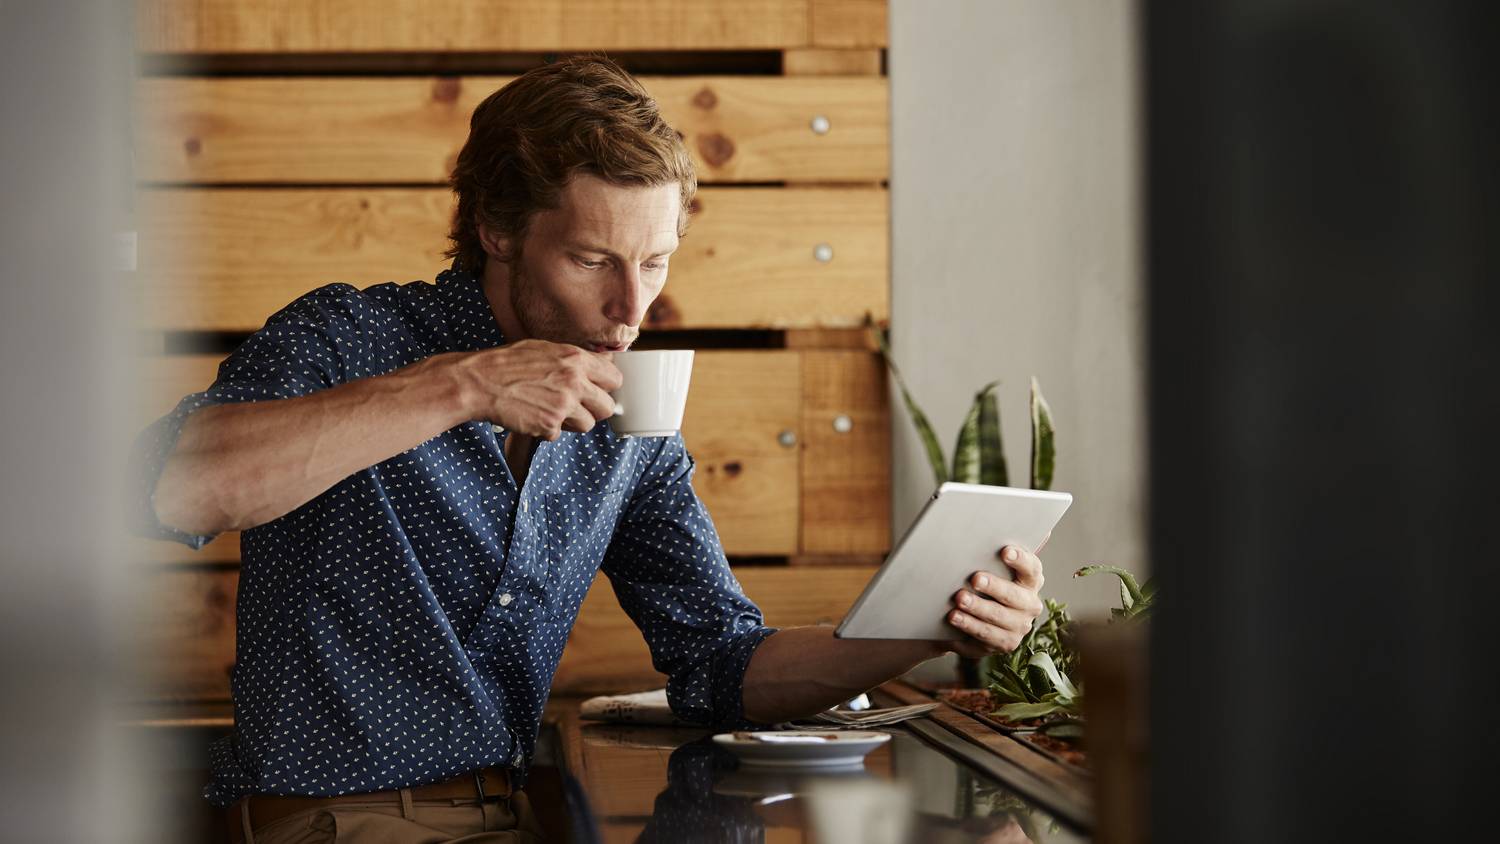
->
[153, 351, 474, 535]
[740, 626, 947, 724]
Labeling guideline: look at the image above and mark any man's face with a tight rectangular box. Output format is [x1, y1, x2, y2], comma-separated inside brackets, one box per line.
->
[482, 173, 681, 352]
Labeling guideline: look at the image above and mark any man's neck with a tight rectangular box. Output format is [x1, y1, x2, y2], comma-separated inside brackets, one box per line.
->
[479, 259, 528, 343]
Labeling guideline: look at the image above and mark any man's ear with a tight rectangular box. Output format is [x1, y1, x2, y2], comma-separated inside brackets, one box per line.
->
[475, 219, 516, 263]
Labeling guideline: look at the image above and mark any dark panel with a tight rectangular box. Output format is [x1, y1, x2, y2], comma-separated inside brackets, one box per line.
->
[1148, 1, 1498, 841]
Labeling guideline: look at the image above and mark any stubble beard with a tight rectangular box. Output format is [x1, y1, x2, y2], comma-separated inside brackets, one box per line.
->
[508, 261, 579, 347]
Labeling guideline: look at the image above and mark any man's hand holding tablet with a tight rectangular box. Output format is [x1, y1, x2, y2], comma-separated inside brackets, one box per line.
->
[941, 533, 1050, 659]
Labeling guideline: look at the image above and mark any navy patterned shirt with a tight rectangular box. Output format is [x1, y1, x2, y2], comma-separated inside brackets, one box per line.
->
[129, 266, 780, 807]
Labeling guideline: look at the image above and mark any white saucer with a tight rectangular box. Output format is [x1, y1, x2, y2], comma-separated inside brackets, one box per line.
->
[711, 730, 891, 770]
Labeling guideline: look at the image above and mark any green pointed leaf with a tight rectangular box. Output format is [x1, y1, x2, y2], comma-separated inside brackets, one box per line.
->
[1040, 722, 1086, 740]
[1140, 577, 1158, 600]
[1027, 652, 1080, 701]
[950, 387, 987, 483]
[985, 668, 1032, 704]
[870, 323, 948, 487]
[991, 661, 1038, 701]
[977, 382, 1008, 486]
[997, 701, 1068, 721]
[1029, 376, 1056, 491]
[1118, 579, 1135, 610]
[1075, 564, 1145, 605]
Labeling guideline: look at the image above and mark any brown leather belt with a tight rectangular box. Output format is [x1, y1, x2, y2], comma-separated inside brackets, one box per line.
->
[227, 766, 514, 844]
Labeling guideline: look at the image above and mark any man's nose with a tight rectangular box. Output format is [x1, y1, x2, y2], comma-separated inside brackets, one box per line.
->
[607, 265, 649, 327]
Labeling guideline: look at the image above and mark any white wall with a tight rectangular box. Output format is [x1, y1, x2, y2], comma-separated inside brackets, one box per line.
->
[889, 0, 1146, 619]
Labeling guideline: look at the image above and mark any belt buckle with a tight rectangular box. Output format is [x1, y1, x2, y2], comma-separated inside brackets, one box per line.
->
[473, 770, 503, 803]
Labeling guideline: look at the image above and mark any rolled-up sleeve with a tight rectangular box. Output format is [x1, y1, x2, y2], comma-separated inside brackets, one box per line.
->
[601, 435, 781, 729]
[127, 284, 366, 549]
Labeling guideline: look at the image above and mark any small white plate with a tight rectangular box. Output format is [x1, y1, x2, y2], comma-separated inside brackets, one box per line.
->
[711, 730, 891, 770]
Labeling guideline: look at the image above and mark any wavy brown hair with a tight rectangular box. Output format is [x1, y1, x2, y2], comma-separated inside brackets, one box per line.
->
[443, 55, 697, 274]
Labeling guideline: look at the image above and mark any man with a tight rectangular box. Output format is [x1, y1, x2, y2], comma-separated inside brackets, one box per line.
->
[131, 56, 1047, 842]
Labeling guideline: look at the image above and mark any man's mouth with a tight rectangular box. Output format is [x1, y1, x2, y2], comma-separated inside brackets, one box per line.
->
[591, 342, 628, 353]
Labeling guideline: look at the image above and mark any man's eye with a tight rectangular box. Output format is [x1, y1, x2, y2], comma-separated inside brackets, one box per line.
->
[577, 259, 604, 270]
[644, 262, 667, 271]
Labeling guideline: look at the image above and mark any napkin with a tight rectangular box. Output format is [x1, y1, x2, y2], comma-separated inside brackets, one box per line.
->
[578, 688, 937, 728]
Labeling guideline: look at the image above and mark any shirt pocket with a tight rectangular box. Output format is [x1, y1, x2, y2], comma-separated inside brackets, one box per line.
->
[539, 484, 628, 618]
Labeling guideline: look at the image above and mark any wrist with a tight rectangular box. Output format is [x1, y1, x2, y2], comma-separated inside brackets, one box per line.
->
[413, 350, 484, 425]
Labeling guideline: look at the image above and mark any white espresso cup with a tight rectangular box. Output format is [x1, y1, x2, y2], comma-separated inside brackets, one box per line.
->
[607, 350, 695, 438]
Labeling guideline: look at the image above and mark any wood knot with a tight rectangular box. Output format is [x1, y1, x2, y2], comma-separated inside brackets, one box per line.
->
[645, 295, 681, 328]
[687, 197, 703, 215]
[723, 461, 743, 477]
[696, 132, 735, 167]
[691, 87, 718, 110]
[431, 77, 462, 104]
[183, 137, 201, 157]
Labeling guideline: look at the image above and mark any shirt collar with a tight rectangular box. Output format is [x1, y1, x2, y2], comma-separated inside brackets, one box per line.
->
[435, 263, 508, 352]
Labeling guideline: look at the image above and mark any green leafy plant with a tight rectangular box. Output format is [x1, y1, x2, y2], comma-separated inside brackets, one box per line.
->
[983, 566, 1156, 729]
[1076, 564, 1157, 621]
[986, 598, 1081, 721]
[871, 324, 1055, 491]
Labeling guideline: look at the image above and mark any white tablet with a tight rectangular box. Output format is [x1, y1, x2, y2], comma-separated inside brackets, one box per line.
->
[834, 482, 1073, 640]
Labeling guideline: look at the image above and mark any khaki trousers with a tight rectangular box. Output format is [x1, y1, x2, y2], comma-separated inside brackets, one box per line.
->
[237, 788, 547, 843]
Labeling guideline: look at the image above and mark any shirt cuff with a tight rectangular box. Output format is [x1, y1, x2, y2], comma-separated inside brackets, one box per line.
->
[707, 625, 782, 730]
[128, 396, 221, 550]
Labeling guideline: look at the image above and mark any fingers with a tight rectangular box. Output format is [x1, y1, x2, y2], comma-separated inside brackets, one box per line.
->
[582, 351, 624, 392]
[944, 559, 1048, 656]
[946, 605, 1030, 653]
[998, 544, 1045, 591]
[576, 382, 618, 423]
[559, 404, 598, 434]
[960, 575, 1044, 620]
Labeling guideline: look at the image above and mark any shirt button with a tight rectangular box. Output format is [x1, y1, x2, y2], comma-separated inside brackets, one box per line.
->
[513, 750, 525, 766]
[521, 499, 529, 514]
[498, 593, 513, 607]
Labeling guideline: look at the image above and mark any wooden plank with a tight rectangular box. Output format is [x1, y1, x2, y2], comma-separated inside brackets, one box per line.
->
[810, 0, 889, 48]
[132, 564, 876, 701]
[787, 553, 884, 567]
[783, 48, 882, 76]
[799, 351, 890, 554]
[138, 0, 810, 53]
[552, 565, 875, 693]
[136, 76, 889, 184]
[783, 327, 879, 350]
[678, 352, 801, 555]
[135, 351, 804, 562]
[127, 568, 238, 702]
[136, 186, 888, 331]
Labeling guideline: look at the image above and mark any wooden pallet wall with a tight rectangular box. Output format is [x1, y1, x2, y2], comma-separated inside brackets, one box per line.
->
[131, 0, 891, 709]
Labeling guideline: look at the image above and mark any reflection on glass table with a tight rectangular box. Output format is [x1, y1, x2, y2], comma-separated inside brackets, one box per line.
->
[585, 726, 1088, 843]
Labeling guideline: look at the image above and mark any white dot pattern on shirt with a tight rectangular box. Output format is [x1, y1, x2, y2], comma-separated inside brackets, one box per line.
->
[127, 267, 780, 807]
